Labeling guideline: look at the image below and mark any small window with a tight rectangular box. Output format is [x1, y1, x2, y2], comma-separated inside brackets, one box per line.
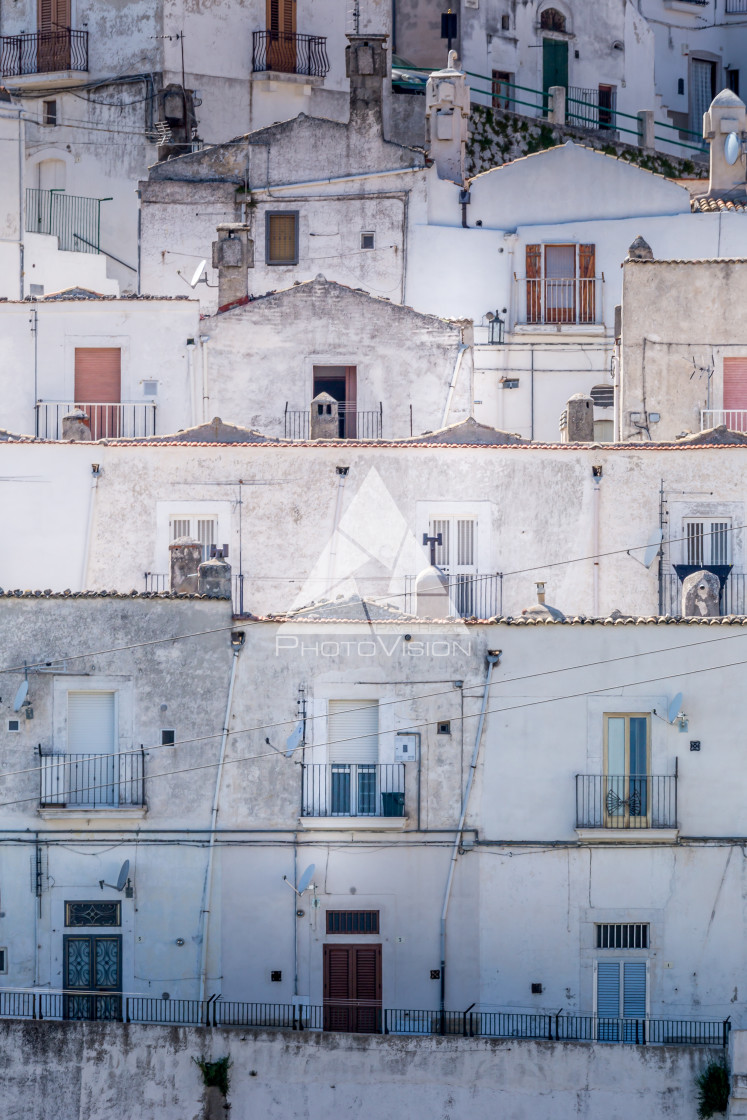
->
[437, 721, 451, 735]
[728, 69, 740, 97]
[360, 232, 375, 250]
[266, 211, 299, 265]
[597, 923, 649, 950]
[161, 729, 175, 746]
[501, 13, 510, 30]
[684, 519, 731, 566]
[142, 380, 159, 397]
[540, 7, 566, 32]
[501, 377, 519, 390]
[65, 901, 122, 927]
[7, 719, 19, 732]
[326, 910, 380, 934]
[0, 948, 7, 974]
[492, 70, 513, 110]
[42, 100, 57, 126]
[678, 77, 685, 96]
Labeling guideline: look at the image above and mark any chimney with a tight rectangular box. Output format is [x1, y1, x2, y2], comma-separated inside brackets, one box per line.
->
[536, 581, 546, 605]
[212, 223, 254, 310]
[559, 393, 594, 443]
[681, 569, 720, 617]
[425, 50, 470, 185]
[198, 551, 232, 598]
[170, 536, 202, 594]
[703, 90, 747, 196]
[415, 564, 452, 619]
[61, 409, 92, 441]
[309, 391, 340, 440]
[346, 34, 387, 131]
[626, 234, 654, 262]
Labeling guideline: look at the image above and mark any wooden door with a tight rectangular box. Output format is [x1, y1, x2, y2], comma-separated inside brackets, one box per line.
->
[267, 0, 296, 72]
[323, 944, 382, 1033]
[74, 348, 121, 438]
[37, 0, 71, 71]
[542, 38, 568, 111]
[723, 357, 747, 429]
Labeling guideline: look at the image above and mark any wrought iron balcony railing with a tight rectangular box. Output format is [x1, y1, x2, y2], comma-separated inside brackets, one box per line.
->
[144, 572, 245, 614]
[663, 571, 746, 617]
[576, 774, 677, 830]
[39, 750, 144, 809]
[26, 188, 105, 254]
[301, 763, 405, 818]
[284, 402, 382, 440]
[252, 30, 329, 78]
[404, 572, 503, 619]
[0, 29, 88, 77]
[517, 277, 602, 326]
[36, 401, 157, 440]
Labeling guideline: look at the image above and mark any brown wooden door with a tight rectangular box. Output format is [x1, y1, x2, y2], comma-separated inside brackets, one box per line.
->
[37, 0, 71, 71]
[74, 348, 121, 438]
[323, 943, 381, 1033]
[267, 0, 296, 72]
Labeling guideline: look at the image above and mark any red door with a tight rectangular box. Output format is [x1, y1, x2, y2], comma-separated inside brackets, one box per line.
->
[323, 944, 381, 1033]
[74, 348, 121, 438]
[723, 357, 747, 429]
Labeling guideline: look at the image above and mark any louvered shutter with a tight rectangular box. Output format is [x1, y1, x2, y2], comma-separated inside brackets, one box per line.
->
[38, 0, 53, 30]
[267, 213, 297, 263]
[53, 0, 70, 26]
[579, 244, 596, 323]
[353, 945, 382, 1032]
[430, 518, 450, 568]
[526, 244, 542, 323]
[68, 692, 115, 754]
[328, 700, 378, 764]
[74, 348, 121, 403]
[283, 0, 296, 33]
[324, 945, 353, 1032]
[723, 357, 747, 415]
[622, 961, 646, 1018]
[597, 960, 620, 1018]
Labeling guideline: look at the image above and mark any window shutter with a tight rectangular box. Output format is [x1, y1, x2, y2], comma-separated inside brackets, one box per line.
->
[579, 244, 596, 323]
[328, 700, 378, 764]
[456, 519, 475, 566]
[526, 244, 542, 323]
[429, 519, 450, 568]
[38, 0, 53, 30]
[579, 244, 595, 278]
[596, 960, 621, 1018]
[170, 519, 191, 541]
[267, 0, 279, 32]
[54, 0, 70, 26]
[283, 0, 296, 34]
[68, 692, 115, 754]
[267, 213, 297, 264]
[325, 945, 351, 1001]
[622, 961, 646, 1018]
[723, 357, 747, 411]
[74, 348, 121, 404]
[353, 946, 381, 1002]
[526, 244, 541, 278]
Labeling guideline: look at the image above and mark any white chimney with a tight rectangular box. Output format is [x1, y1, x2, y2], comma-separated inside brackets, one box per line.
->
[703, 89, 747, 196]
[425, 50, 470, 186]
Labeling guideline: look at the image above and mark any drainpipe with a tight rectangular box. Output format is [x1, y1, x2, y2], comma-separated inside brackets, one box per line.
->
[18, 106, 24, 299]
[198, 631, 245, 1004]
[186, 338, 198, 426]
[200, 334, 210, 422]
[591, 466, 602, 616]
[439, 650, 501, 1018]
[80, 463, 101, 590]
[442, 344, 468, 429]
[326, 467, 348, 595]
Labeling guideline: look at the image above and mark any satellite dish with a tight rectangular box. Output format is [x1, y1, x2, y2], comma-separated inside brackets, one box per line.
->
[189, 260, 207, 288]
[285, 720, 304, 757]
[725, 131, 741, 166]
[297, 864, 315, 894]
[116, 860, 130, 892]
[629, 527, 662, 569]
[13, 680, 28, 711]
[668, 693, 684, 724]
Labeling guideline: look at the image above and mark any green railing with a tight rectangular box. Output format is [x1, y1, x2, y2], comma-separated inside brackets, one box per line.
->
[25, 188, 111, 254]
[394, 65, 707, 155]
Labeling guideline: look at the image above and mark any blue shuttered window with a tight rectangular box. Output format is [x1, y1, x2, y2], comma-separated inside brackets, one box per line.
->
[596, 960, 647, 1043]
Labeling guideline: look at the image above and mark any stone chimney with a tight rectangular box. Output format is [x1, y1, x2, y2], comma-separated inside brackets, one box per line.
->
[61, 409, 92, 441]
[626, 234, 654, 262]
[415, 564, 452, 618]
[212, 223, 254, 310]
[425, 50, 470, 185]
[198, 553, 232, 598]
[521, 583, 566, 621]
[682, 569, 720, 617]
[703, 90, 747, 196]
[170, 537, 202, 594]
[559, 393, 594, 443]
[346, 34, 387, 131]
[309, 391, 340, 440]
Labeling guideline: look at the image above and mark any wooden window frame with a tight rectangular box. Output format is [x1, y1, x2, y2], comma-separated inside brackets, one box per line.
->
[265, 210, 299, 266]
[603, 713, 651, 827]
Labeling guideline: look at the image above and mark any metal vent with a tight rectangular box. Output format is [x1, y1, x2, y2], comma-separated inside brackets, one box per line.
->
[596, 923, 648, 949]
[326, 910, 380, 935]
[591, 385, 614, 408]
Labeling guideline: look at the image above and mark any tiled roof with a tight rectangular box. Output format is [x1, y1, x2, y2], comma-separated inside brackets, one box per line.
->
[0, 588, 230, 600]
[692, 196, 747, 213]
[248, 613, 747, 626]
[277, 593, 416, 621]
[625, 257, 747, 265]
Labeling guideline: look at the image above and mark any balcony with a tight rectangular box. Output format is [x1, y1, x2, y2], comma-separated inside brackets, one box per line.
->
[144, 572, 245, 613]
[404, 572, 503, 619]
[0, 29, 88, 83]
[701, 409, 747, 432]
[726, 0, 747, 10]
[516, 277, 603, 329]
[26, 188, 105, 254]
[40, 750, 144, 810]
[301, 763, 406, 822]
[36, 401, 157, 440]
[567, 86, 617, 134]
[576, 774, 677, 835]
[663, 571, 746, 616]
[252, 31, 329, 78]
[284, 403, 382, 440]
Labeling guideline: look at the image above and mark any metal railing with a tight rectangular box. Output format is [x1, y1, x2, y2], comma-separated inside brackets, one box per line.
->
[39, 749, 145, 809]
[36, 401, 157, 440]
[726, 0, 747, 10]
[567, 87, 617, 132]
[284, 403, 383, 440]
[0, 28, 88, 76]
[701, 408, 747, 432]
[663, 571, 746, 617]
[301, 763, 406, 818]
[518, 277, 602, 326]
[0, 989, 729, 1045]
[252, 30, 329, 77]
[143, 572, 244, 613]
[26, 188, 105, 254]
[404, 572, 502, 619]
[576, 774, 677, 830]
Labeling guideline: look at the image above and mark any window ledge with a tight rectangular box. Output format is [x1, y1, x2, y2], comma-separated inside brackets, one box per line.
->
[512, 324, 608, 336]
[7, 69, 88, 90]
[250, 71, 323, 88]
[298, 816, 408, 831]
[663, 0, 708, 13]
[38, 807, 147, 820]
[575, 828, 678, 844]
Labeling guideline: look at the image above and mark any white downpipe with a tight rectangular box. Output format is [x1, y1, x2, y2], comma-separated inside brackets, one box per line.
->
[198, 635, 244, 1004]
[439, 651, 501, 1014]
[200, 335, 210, 422]
[592, 474, 601, 616]
[186, 342, 198, 426]
[80, 464, 101, 590]
[441, 344, 468, 429]
[325, 470, 347, 596]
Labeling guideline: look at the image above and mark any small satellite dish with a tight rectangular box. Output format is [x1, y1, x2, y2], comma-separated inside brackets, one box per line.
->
[13, 680, 28, 712]
[116, 860, 130, 892]
[285, 720, 304, 757]
[668, 693, 684, 724]
[297, 864, 315, 894]
[189, 260, 207, 288]
[629, 527, 662, 569]
[725, 131, 741, 166]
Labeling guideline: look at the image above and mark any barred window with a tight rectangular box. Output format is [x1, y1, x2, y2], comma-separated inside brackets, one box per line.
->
[65, 901, 121, 928]
[326, 910, 380, 935]
[596, 923, 648, 949]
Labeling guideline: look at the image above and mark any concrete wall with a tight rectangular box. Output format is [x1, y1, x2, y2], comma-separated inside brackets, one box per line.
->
[0, 1019, 722, 1120]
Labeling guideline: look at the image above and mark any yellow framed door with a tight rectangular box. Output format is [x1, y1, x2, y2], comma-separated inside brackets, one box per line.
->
[604, 715, 650, 827]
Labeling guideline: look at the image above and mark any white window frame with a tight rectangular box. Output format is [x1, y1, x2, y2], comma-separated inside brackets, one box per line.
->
[668, 501, 743, 573]
[682, 517, 732, 567]
[416, 502, 492, 574]
[53, 676, 132, 755]
[155, 500, 232, 573]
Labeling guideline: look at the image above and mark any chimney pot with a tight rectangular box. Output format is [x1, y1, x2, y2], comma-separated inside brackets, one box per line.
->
[345, 34, 388, 130]
[170, 537, 202, 594]
[212, 223, 254, 309]
[198, 555, 232, 599]
[61, 409, 92, 442]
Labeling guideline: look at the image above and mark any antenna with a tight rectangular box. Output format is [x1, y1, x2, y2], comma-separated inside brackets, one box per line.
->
[668, 693, 684, 724]
[628, 527, 662, 569]
[190, 260, 207, 288]
[283, 863, 316, 895]
[99, 859, 131, 893]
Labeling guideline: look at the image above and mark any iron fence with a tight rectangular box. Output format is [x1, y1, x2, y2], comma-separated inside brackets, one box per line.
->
[26, 188, 104, 254]
[39, 749, 145, 809]
[726, 0, 747, 9]
[519, 277, 602, 326]
[301, 763, 405, 818]
[576, 774, 677, 830]
[143, 572, 244, 613]
[36, 401, 157, 440]
[567, 86, 617, 132]
[701, 408, 747, 433]
[663, 571, 746, 617]
[284, 403, 383, 440]
[0, 989, 729, 1045]
[252, 31, 329, 77]
[404, 572, 502, 619]
[0, 29, 88, 76]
